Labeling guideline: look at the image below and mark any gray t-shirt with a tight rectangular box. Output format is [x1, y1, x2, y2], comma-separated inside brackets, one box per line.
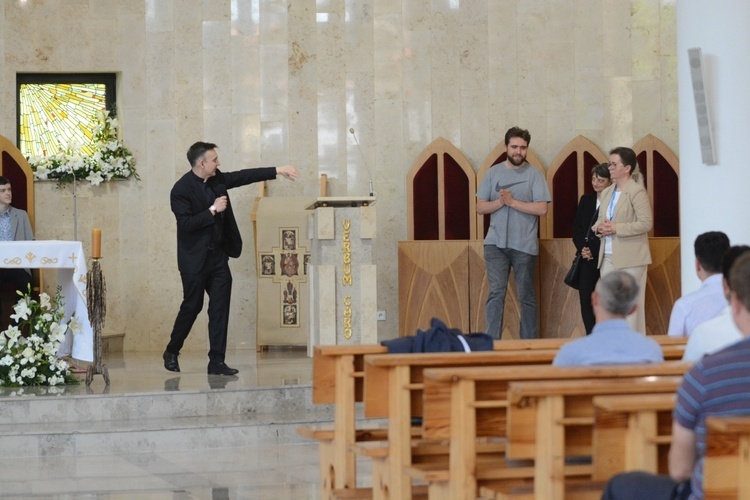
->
[476, 162, 551, 255]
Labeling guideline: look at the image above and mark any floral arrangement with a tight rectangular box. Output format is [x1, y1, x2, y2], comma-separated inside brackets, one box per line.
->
[0, 288, 80, 387]
[28, 109, 138, 186]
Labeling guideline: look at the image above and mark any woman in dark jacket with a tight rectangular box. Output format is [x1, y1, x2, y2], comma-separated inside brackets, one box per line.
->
[572, 163, 611, 334]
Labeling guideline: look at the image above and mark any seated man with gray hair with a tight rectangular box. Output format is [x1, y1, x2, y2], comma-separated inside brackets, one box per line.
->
[553, 270, 663, 366]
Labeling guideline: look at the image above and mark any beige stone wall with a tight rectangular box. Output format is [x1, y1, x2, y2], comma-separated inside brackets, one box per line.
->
[0, 0, 677, 351]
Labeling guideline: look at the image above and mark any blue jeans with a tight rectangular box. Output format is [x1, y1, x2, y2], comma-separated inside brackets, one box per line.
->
[484, 245, 538, 339]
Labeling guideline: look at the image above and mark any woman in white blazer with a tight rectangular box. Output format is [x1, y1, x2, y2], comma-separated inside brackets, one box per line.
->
[593, 147, 653, 333]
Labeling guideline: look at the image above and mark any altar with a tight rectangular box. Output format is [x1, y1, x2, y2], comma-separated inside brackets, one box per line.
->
[0, 240, 93, 362]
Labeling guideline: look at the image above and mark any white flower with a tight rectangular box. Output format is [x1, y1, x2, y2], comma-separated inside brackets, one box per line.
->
[0, 288, 76, 387]
[86, 171, 104, 186]
[11, 300, 32, 322]
[39, 293, 51, 309]
[28, 109, 137, 186]
[67, 317, 81, 336]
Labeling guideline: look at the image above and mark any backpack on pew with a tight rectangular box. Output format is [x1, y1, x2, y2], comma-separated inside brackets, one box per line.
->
[381, 317, 494, 353]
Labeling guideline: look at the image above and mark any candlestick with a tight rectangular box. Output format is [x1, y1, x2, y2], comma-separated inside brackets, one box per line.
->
[92, 228, 102, 259]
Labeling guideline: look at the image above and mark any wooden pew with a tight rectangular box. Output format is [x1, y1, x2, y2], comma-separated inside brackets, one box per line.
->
[298, 338, 583, 497]
[418, 362, 688, 500]
[505, 376, 683, 500]
[592, 393, 675, 481]
[361, 350, 562, 500]
[300, 336, 685, 498]
[704, 415, 750, 499]
[365, 340, 686, 500]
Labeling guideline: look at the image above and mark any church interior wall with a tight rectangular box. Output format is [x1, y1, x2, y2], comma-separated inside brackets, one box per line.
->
[0, 0, 678, 351]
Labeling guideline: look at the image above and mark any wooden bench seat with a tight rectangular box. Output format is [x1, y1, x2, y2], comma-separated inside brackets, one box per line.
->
[704, 415, 750, 499]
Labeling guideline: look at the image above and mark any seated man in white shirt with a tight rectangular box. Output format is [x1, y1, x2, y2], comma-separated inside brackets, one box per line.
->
[682, 245, 750, 362]
[667, 231, 730, 337]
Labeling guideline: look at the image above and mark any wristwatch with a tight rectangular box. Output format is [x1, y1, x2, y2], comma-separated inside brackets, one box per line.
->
[209, 205, 217, 215]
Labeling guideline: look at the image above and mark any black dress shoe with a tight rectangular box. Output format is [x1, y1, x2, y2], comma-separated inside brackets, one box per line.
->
[207, 362, 239, 376]
[163, 351, 180, 372]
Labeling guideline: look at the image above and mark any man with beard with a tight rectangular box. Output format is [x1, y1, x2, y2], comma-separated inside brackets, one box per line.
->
[476, 127, 551, 339]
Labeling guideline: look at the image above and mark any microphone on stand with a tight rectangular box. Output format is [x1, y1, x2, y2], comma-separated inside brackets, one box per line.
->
[349, 128, 374, 197]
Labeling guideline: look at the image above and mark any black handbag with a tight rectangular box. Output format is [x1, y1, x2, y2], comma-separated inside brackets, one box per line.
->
[565, 209, 598, 290]
[564, 253, 582, 289]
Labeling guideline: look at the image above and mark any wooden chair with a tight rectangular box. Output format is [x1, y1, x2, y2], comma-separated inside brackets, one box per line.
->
[0, 135, 38, 329]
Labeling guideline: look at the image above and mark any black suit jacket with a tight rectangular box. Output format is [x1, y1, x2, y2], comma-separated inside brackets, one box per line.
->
[572, 193, 600, 257]
[170, 167, 277, 273]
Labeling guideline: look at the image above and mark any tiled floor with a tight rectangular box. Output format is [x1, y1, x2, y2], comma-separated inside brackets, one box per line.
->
[0, 348, 337, 499]
[0, 346, 315, 397]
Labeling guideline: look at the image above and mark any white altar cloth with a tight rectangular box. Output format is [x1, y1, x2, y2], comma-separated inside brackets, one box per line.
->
[0, 240, 93, 362]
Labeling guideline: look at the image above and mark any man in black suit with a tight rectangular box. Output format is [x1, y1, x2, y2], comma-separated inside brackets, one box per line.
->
[164, 142, 300, 375]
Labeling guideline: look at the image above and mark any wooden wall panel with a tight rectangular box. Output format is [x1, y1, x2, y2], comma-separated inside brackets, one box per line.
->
[645, 238, 682, 336]
[539, 239, 586, 338]
[398, 241, 472, 336]
[400, 238, 680, 339]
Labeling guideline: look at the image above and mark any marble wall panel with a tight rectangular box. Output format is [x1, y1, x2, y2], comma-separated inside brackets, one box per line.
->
[118, 15, 148, 108]
[602, 0, 633, 77]
[259, 44, 289, 122]
[373, 13, 403, 101]
[605, 76, 635, 148]
[401, 29, 430, 101]
[58, 2, 91, 69]
[146, 32, 176, 119]
[145, 0, 174, 33]
[429, 7, 461, 146]
[460, 94, 490, 169]
[346, 0, 374, 74]
[631, 0, 661, 81]
[260, 0, 288, 45]
[204, 21, 234, 110]
[232, 38, 262, 114]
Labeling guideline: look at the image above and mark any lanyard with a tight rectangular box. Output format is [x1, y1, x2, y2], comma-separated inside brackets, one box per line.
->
[607, 190, 619, 220]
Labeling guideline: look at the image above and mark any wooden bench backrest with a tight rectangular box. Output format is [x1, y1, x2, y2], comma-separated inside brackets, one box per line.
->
[364, 349, 562, 418]
[312, 336, 685, 405]
[421, 361, 689, 440]
[312, 344, 387, 404]
[506, 375, 683, 459]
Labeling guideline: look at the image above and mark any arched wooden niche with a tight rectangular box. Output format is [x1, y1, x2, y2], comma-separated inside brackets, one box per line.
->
[545, 136, 607, 239]
[476, 141, 546, 239]
[633, 135, 680, 237]
[406, 137, 476, 240]
[0, 135, 35, 231]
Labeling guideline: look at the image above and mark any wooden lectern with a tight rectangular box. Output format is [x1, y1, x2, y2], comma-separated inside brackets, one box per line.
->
[307, 196, 377, 355]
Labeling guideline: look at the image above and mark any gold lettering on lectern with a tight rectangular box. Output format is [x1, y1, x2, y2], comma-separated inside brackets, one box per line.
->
[342, 219, 352, 285]
[343, 294, 353, 339]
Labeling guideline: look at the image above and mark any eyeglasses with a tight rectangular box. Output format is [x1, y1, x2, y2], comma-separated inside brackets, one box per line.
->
[608, 162, 624, 169]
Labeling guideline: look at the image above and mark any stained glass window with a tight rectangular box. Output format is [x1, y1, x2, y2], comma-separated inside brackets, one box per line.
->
[17, 74, 116, 159]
